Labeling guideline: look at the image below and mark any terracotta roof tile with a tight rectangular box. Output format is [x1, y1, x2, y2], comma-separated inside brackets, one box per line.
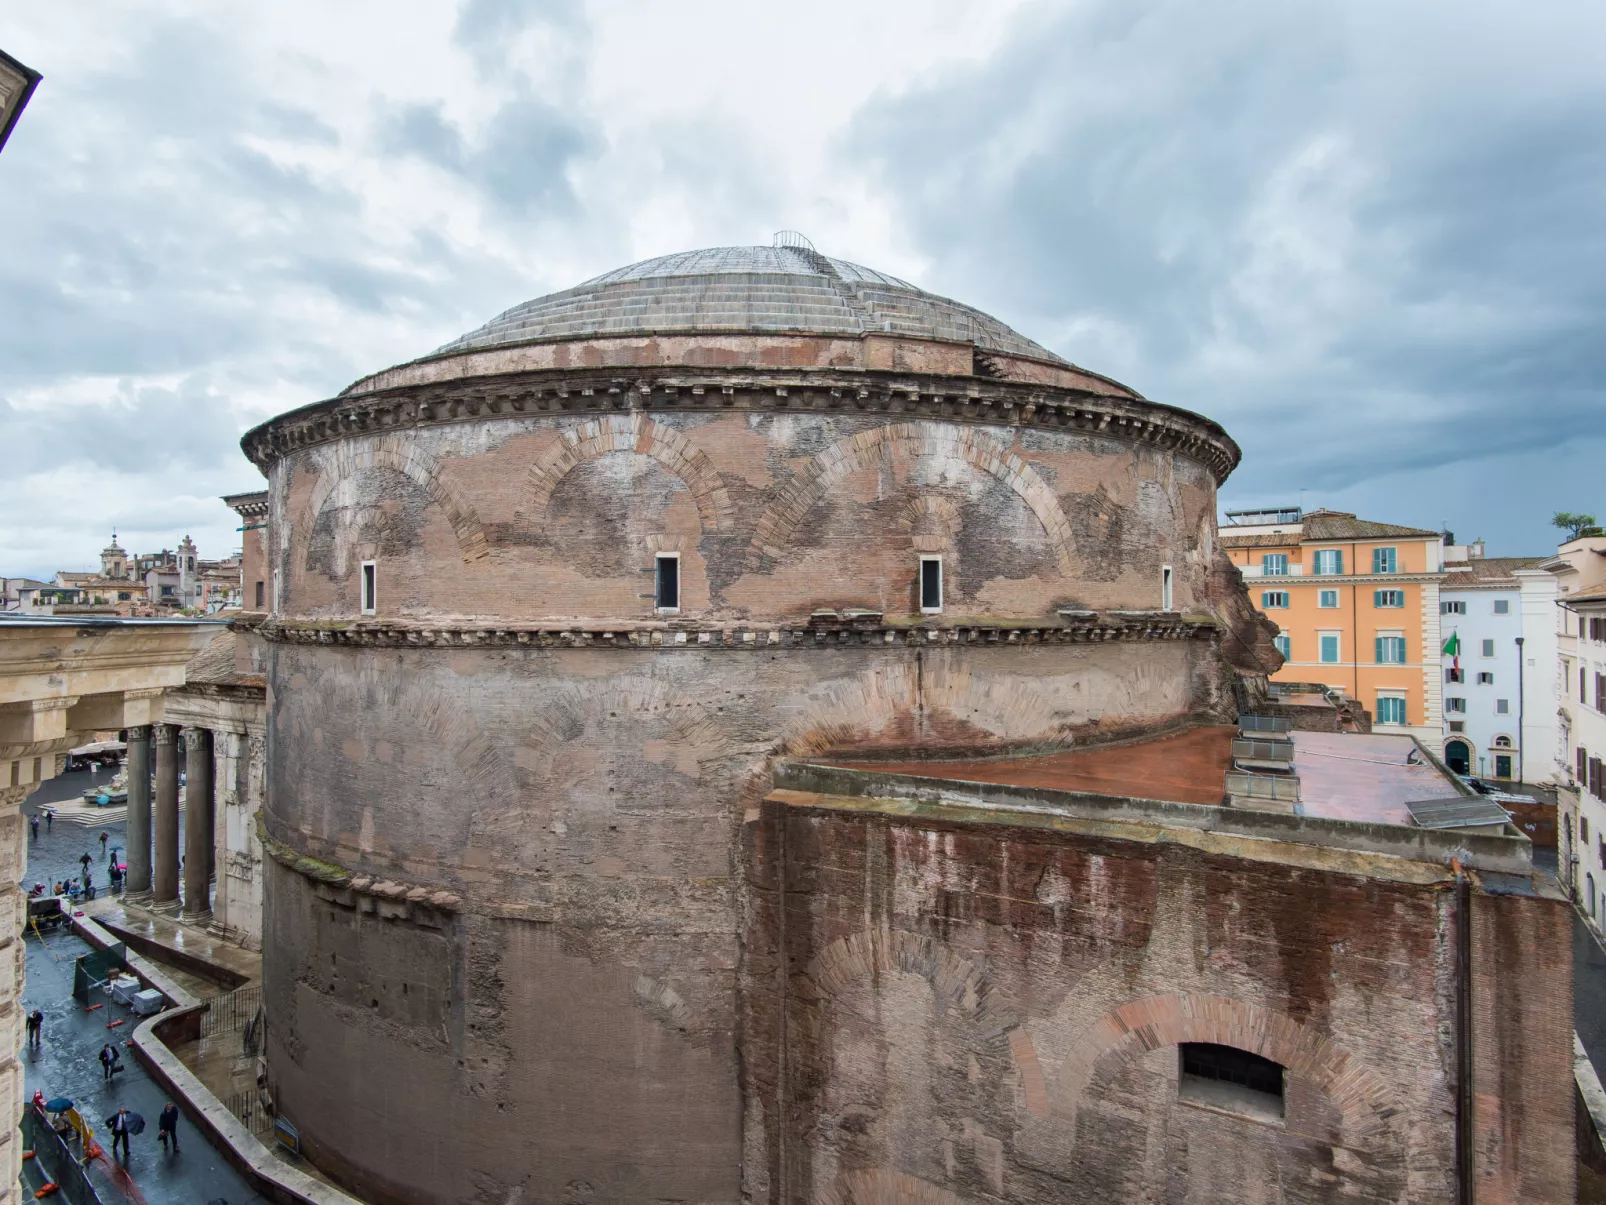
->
[1441, 556, 1546, 590]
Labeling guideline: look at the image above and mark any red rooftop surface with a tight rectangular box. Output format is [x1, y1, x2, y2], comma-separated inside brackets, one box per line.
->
[824, 725, 1465, 827]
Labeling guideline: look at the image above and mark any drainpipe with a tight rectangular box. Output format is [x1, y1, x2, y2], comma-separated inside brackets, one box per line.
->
[1515, 636, 1526, 784]
[1351, 542, 1361, 706]
[1453, 858, 1475, 1204]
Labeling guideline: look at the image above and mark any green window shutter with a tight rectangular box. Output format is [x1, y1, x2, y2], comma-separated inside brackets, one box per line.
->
[1375, 636, 1383, 663]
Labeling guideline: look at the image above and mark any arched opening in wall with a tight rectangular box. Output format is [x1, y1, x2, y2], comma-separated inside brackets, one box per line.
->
[1177, 1042, 1285, 1122]
[1445, 739, 1472, 776]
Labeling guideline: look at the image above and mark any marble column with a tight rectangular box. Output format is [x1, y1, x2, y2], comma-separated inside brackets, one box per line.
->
[125, 725, 153, 897]
[152, 723, 180, 907]
[182, 727, 213, 919]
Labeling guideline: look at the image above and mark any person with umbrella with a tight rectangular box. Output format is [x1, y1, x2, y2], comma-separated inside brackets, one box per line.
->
[104, 1107, 142, 1161]
[157, 1102, 180, 1153]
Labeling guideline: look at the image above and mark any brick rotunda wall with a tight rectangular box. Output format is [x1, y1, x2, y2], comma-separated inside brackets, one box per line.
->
[253, 365, 1246, 1204]
[745, 797, 1574, 1205]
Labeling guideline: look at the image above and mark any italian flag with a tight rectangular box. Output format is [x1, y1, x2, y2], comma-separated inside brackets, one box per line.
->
[1443, 632, 1460, 671]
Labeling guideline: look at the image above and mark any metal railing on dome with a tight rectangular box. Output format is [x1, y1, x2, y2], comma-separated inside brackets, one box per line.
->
[773, 230, 817, 252]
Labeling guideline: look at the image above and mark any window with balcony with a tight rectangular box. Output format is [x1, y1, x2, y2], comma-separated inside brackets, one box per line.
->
[1313, 549, 1344, 575]
[1375, 635, 1407, 664]
[1374, 589, 1405, 608]
[1261, 553, 1288, 576]
[1376, 696, 1407, 725]
[1442, 600, 1467, 615]
[1372, 546, 1397, 573]
[1318, 589, 1339, 609]
[1261, 591, 1290, 609]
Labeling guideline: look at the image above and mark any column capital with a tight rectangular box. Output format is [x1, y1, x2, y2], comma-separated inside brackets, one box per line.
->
[153, 722, 179, 745]
[126, 724, 152, 741]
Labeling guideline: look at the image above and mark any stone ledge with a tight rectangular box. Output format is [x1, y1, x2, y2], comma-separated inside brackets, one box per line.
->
[241, 367, 1240, 483]
[255, 614, 1222, 651]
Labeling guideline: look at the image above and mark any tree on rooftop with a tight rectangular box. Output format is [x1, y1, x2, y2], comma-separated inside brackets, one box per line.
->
[1553, 511, 1600, 540]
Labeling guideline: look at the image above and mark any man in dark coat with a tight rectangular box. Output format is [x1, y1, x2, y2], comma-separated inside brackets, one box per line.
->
[157, 1102, 180, 1153]
[106, 1107, 132, 1160]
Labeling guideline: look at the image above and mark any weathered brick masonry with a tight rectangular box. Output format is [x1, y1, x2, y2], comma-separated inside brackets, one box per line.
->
[744, 795, 1572, 1205]
[241, 245, 1566, 1204]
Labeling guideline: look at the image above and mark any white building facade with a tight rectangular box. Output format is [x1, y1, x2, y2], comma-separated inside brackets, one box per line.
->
[1553, 535, 1606, 928]
[1437, 543, 1558, 783]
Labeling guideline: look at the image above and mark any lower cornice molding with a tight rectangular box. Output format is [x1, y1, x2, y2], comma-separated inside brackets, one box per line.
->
[257, 614, 1221, 651]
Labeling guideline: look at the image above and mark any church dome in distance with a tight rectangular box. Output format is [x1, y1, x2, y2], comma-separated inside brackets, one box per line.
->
[431, 240, 1066, 364]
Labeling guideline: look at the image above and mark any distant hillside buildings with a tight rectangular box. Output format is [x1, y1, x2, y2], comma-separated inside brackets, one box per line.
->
[1, 531, 241, 615]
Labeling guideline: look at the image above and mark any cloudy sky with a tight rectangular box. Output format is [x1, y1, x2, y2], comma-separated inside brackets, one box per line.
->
[2, 0, 1601, 578]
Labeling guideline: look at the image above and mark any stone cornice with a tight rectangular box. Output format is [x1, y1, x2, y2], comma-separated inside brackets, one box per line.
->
[257, 614, 1221, 651]
[241, 366, 1241, 484]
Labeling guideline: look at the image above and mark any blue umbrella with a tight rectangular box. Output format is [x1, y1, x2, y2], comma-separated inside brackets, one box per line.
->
[44, 1097, 72, 1113]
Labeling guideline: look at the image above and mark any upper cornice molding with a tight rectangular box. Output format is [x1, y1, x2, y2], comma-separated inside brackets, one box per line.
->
[241, 366, 1241, 483]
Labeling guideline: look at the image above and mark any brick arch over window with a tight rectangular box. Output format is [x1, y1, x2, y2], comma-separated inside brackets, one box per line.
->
[746, 422, 1075, 572]
[806, 928, 1015, 1038]
[301, 435, 489, 564]
[523, 413, 734, 533]
[1048, 992, 1404, 1142]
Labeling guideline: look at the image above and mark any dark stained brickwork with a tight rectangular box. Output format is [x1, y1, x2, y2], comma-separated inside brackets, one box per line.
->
[743, 795, 1573, 1205]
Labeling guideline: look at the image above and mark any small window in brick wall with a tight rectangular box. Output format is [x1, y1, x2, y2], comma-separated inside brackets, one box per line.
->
[919, 557, 944, 613]
[655, 554, 680, 612]
[1178, 1042, 1286, 1121]
[360, 561, 376, 615]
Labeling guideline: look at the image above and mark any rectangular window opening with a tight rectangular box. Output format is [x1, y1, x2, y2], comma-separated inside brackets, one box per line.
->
[1377, 696, 1407, 726]
[655, 554, 681, 612]
[1313, 549, 1344, 576]
[360, 561, 376, 615]
[1442, 600, 1467, 615]
[920, 557, 944, 613]
[1493, 599, 1510, 615]
[1318, 589, 1339, 609]
[1260, 554, 1288, 576]
[1374, 589, 1405, 608]
[1273, 633, 1291, 660]
[1477, 672, 1494, 685]
[1372, 546, 1398, 574]
[1179, 1042, 1285, 1121]
[1162, 565, 1174, 611]
[1261, 591, 1290, 609]
[254, 580, 265, 609]
[1319, 633, 1340, 664]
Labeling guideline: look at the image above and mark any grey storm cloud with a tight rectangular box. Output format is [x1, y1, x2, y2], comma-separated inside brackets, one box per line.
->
[850, 0, 1606, 539]
[0, 382, 242, 476]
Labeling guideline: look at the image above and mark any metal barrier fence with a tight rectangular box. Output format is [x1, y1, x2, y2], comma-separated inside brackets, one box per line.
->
[220, 1088, 276, 1139]
[200, 983, 261, 1039]
[21, 1105, 103, 1205]
[1237, 713, 1293, 734]
[1231, 737, 1296, 764]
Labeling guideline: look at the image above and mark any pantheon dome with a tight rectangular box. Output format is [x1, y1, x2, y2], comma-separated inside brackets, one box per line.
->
[244, 240, 1277, 1205]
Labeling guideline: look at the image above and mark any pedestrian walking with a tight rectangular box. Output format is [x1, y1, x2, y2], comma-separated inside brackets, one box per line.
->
[84, 871, 96, 901]
[100, 831, 109, 858]
[44, 808, 53, 831]
[108, 845, 119, 866]
[25, 1010, 42, 1047]
[79, 852, 92, 876]
[29, 814, 38, 842]
[106, 1108, 132, 1161]
[100, 1043, 117, 1081]
[157, 1103, 180, 1154]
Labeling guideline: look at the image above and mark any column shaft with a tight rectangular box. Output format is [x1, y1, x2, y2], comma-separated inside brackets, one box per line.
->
[183, 728, 213, 918]
[152, 724, 180, 905]
[125, 726, 152, 896]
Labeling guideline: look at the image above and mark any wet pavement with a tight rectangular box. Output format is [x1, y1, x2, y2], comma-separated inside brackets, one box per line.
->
[21, 769, 268, 1204]
[1577, 910, 1606, 1075]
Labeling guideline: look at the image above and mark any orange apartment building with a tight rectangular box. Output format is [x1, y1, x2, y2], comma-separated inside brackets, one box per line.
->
[1220, 508, 1445, 750]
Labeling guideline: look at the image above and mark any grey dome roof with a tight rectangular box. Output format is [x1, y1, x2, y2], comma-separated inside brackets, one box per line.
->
[432, 245, 1065, 363]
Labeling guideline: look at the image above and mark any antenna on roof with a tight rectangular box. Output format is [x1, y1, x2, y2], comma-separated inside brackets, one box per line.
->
[773, 230, 816, 253]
